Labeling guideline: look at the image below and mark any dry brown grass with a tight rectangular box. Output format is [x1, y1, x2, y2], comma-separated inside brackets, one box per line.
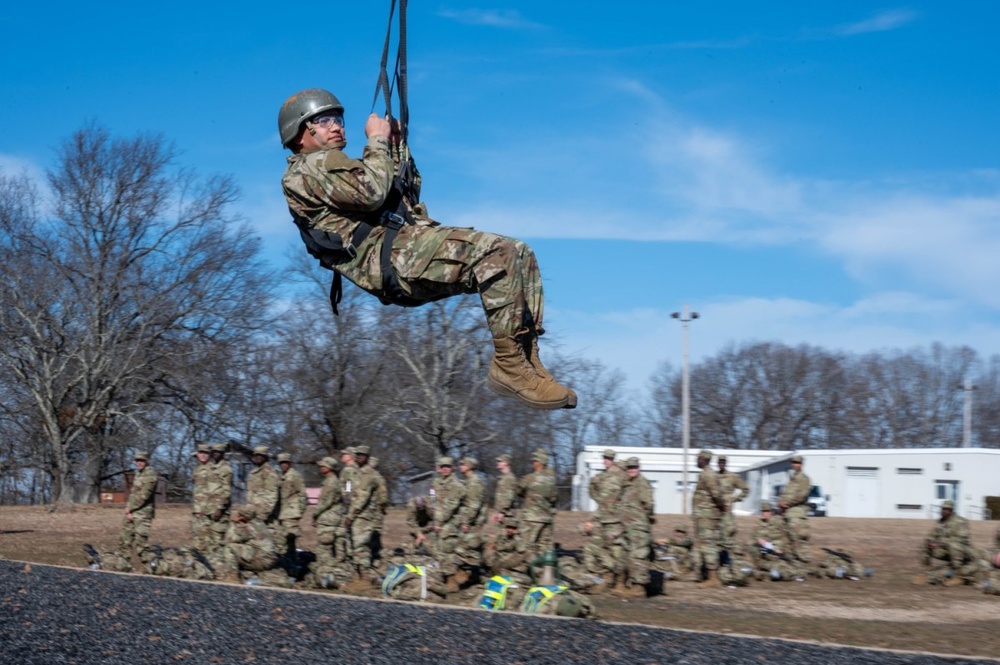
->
[2, 505, 998, 658]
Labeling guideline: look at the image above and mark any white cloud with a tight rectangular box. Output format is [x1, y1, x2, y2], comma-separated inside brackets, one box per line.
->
[834, 9, 919, 36]
[437, 8, 545, 30]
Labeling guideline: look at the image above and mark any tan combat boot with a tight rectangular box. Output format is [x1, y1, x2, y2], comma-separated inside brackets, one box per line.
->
[942, 575, 964, 587]
[698, 569, 723, 588]
[522, 333, 577, 409]
[487, 336, 575, 410]
[910, 573, 929, 585]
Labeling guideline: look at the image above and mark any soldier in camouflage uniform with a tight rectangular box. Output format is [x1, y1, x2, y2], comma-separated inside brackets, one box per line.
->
[311, 457, 351, 589]
[750, 502, 803, 581]
[517, 449, 559, 561]
[480, 517, 532, 609]
[586, 448, 627, 585]
[981, 532, 1000, 595]
[652, 525, 695, 581]
[246, 446, 281, 536]
[914, 500, 985, 586]
[119, 451, 159, 566]
[219, 505, 280, 583]
[344, 446, 381, 580]
[276, 453, 307, 558]
[405, 495, 435, 555]
[778, 454, 812, 565]
[207, 443, 233, 554]
[618, 457, 654, 597]
[278, 89, 575, 411]
[491, 454, 518, 523]
[455, 457, 487, 575]
[147, 545, 216, 581]
[692, 449, 726, 587]
[190, 444, 215, 553]
[431, 456, 467, 588]
[369, 455, 391, 563]
[813, 546, 870, 581]
[717, 455, 748, 554]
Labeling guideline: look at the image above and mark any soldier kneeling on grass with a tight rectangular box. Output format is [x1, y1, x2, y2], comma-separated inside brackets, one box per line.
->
[218, 505, 292, 587]
[913, 500, 988, 587]
[812, 546, 873, 581]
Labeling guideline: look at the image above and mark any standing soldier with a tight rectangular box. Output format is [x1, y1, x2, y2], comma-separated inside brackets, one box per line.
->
[276, 452, 307, 557]
[692, 449, 726, 587]
[246, 446, 281, 538]
[456, 457, 487, 574]
[344, 445, 380, 580]
[190, 444, 215, 553]
[517, 449, 559, 560]
[369, 455, 391, 563]
[587, 448, 627, 585]
[717, 455, 749, 556]
[119, 451, 159, 567]
[312, 457, 349, 587]
[207, 443, 233, 555]
[618, 457, 654, 597]
[431, 456, 467, 590]
[492, 453, 518, 523]
[778, 454, 812, 565]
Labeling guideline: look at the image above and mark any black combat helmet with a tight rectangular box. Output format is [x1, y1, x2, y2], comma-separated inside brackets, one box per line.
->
[278, 88, 344, 148]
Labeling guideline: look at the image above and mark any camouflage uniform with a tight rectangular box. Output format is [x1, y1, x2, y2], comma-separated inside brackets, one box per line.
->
[517, 451, 558, 560]
[191, 447, 215, 553]
[345, 461, 381, 573]
[207, 444, 233, 553]
[369, 460, 391, 563]
[405, 496, 435, 556]
[493, 457, 518, 521]
[282, 136, 545, 342]
[221, 507, 280, 580]
[779, 457, 812, 564]
[456, 459, 487, 569]
[119, 457, 158, 564]
[750, 508, 802, 581]
[312, 459, 351, 586]
[480, 521, 532, 610]
[718, 462, 749, 552]
[277, 459, 307, 551]
[692, 452, 725, 574]
[813, 547, 868, 580]
[246, 451, 281, 530]
[587, 451, 627, 577]
[920, 505, 985, 585]
[148, 546, 216, 581]
[652, 527, 695, 581]
[379, 551, 447, 601]
[619, 459, 654, 586]
[431, 461, 467, 577]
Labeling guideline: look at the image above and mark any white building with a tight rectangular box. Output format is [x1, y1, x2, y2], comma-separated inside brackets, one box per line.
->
[739, 448, 1000, 520]
[572, 446, 786, 515]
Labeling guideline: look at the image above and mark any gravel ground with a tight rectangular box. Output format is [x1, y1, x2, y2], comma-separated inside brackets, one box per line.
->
[1, 560, 996, 665]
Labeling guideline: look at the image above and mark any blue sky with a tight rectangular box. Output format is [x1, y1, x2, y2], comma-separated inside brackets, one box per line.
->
[2, 2, 999, 391]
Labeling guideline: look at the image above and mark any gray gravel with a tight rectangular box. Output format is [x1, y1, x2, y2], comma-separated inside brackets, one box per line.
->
[0, 560, 994, 665]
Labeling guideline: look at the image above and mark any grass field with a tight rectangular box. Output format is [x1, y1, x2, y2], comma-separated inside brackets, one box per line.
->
[1, 504, 998, 659]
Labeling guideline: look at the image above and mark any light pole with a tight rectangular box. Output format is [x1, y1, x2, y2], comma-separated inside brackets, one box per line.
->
[671, 305, 699, 515]
[959, 378, 976, 448]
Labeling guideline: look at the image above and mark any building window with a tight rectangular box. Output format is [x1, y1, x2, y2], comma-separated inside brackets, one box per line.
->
[897, 504, 922, 511]
[897, 468, 923, 475]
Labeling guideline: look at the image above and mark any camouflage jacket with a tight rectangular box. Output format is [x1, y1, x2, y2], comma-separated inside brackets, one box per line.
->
[406, 498, 434, 538]
[373, 470, 391, 522]
[718, 470, 749, 511]
[346, 465, 380, 523]
[432, 474, 466, 529]
[226, 518, 278, 564]
[485, 531, 530, 575]
[339, 465, 358, 511]
[780, 470, 811, 518]
[692, 467, 724, 519]
[210, 460, 233, 514]
[127, 467, 158, 517]
[247, 464, 280, 522]
[517, 468, 558, 524]
[493, 472, 518, 516]
[588, 464, 626, 524]
[191, 462, 214, 515]
[927, 514, 971, 548]
[459, 472, 487, 528]
[278, 467, 307, 521]
[751, 518, 790, 553]
[313, 474, 344, 527]
[619, 473, 654, 530]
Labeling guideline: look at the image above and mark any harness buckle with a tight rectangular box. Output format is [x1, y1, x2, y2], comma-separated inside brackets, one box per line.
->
[343, 243, 358, 259]
[382, 211, 406, 230]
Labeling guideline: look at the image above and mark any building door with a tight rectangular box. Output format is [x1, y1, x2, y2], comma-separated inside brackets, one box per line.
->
[931, 480, 959, 515]
[844, 467, 880, 517]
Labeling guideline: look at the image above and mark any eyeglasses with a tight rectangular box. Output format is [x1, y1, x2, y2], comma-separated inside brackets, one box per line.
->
[309, 112, 344, 129]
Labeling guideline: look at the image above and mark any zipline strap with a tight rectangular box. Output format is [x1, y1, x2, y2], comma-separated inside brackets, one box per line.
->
[371, 0, 409, 143]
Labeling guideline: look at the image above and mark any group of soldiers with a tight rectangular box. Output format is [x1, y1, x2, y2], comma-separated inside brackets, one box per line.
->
[914, 499, 1000, 594]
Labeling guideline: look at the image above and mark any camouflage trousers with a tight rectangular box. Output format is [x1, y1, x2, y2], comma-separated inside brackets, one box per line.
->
[119, 514, 154, 563]
[386, 225, 545, 339]
[149, 547, 215, 580]
[316, 523, 349, 570]
[784, 515, 811, 563]
[651, 547, 693, 581]
[623, 525, 651, 585]
[925, 545, 987, 584]
[222, 543, 278, 574]
[693, 517, 721, 571]
[719, 513, 738, 551]
[813, 551, 867, 580]
[434, 525, 461, 576]
[520, 521, 554, 561]
[455, 527, 485, 568]
[190, 513, 215, 554]
[586, 522, 625, 575]
[350, 520, 379, 571]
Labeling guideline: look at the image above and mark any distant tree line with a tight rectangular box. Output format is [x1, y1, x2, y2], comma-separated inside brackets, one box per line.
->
[0, 125, 996, 506]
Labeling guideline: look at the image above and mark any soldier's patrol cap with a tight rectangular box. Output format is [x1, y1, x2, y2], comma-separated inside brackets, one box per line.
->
[790, 454, 803, 463]
[625, 457, 640, 468]
[193, 444, 211, 455]
[353, 445, 371, 456]
[717, 454, 727, 462]
[133, 451, 150, 461]
[496, 454, 512, 464]
[532, 449, 548, 463]
[697, 449, 713, 460]
[340, 447, 356, 457]
[252, 446, 270, 457]
[236, 505, 257, 520]
[437, 456, 454, 467]
[760, 501, 773, 511]
[941, 500, 955, 509]
[276, 453, 292, 463]
[317, 457, 337, 470]
[602, 448, 616, 459]
[459, 457, 478, 469]
[210, 443, 227, 453]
